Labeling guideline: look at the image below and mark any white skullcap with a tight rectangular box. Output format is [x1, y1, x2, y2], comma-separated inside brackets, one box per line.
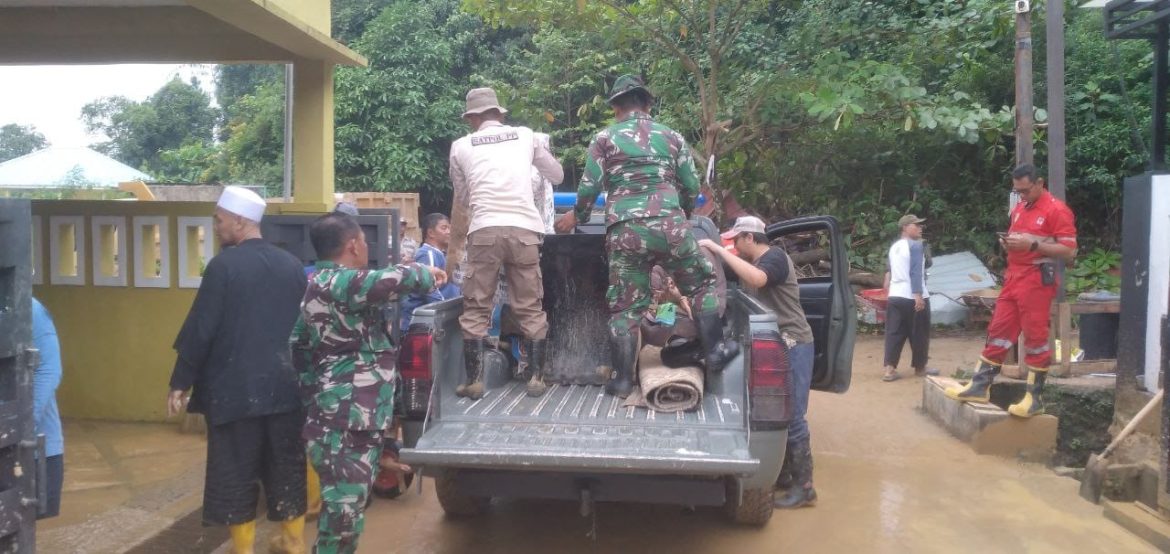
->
[216, 186, 266, 223]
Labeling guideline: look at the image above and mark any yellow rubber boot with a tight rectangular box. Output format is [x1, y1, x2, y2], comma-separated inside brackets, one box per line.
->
[306, 461, 322, 520]
[944, 359, 1001, 403]
[228, 520, 256, 554]
[1008, 368, 1047, 418]
[268, 515, 306, 554]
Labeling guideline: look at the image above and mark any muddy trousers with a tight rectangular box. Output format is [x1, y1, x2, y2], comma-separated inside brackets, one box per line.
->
[605, 215, 719, 337]
[306, 426, 384, 554]
[980, 271, 1055, 370]
[202, 411, 307, 526]
[460, 226, 548, 340]
[882, 297, 930, 369]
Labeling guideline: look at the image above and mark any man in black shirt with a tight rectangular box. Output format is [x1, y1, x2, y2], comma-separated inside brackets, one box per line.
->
[168, 186, 308, 553]
[700, 215, 818, 509]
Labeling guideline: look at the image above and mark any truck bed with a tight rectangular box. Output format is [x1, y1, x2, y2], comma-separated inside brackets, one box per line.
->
[406, 375, 757, 475]
[401, 231, 760, 476]
[443, 380, 744, 429]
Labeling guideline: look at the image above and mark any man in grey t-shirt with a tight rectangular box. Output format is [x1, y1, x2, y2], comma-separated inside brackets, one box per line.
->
[700, 215, 817, 510]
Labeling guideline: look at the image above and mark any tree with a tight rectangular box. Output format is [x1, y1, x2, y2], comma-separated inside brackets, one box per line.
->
[467, 0, 774, 214]
[333, 0, 524, 201]
[82, 77, 218, 171]
[0, 123, 49, 162]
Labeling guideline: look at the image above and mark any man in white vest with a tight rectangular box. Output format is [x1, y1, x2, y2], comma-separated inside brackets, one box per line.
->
[447, 87, 564, 399]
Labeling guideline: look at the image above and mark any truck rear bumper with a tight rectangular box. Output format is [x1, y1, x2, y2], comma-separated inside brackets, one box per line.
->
[439, 468, 729, 507]
[402, 420, 760, 476]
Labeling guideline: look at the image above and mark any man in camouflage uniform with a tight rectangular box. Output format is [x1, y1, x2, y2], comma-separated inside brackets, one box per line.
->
[291, 213, 444, 554]
[554, 75, 739, 398]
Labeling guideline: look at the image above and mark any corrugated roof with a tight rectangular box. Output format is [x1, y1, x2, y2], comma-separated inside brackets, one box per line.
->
[0, 147, 152, 188]
[927, 251, 999, 325]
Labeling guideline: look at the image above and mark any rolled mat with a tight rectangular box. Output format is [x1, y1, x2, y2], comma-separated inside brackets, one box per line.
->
[624, 345, 704, 412]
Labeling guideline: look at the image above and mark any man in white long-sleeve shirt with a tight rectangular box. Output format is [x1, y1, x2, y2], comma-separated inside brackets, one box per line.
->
[447, 87, 564, 399]
[882, 214, 933, 381]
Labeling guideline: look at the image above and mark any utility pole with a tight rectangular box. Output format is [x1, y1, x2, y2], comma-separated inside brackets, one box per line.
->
[1046, 0, 1065, 201]
[1014, 1, 1034, 168]
[1008, 0, 1034, 217]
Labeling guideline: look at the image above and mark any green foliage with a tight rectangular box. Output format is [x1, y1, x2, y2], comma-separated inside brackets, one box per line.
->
[220, 82, 285, 193]
[82, 77, 217, 172]
[1066, 248, 1121, 297]
[0, 123, 48, 162]
[214, 64, 283, 122]
[332, 0, 396, 45]
[333, 0, 521, 195]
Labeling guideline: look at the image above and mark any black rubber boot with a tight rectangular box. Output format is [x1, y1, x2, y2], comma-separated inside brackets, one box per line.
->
[944, 358, 1001, 404]
[660, 336, 703, 368]
[456, 338, 485, 400]
[1008, 368, 1047, 418]
[774, 440, 817, 509]
[525, 338, 549, 397]
[697, 312, 740, 373]
[774, 444, 795, 491]
[606, 333, 639, 398]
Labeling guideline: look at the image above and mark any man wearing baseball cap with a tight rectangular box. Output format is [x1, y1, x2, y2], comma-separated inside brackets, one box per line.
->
[168, 186, 309, 553]
[881, 214, 934, 382]
[700, 215, 818, 509]
[447, 87, 564, 399]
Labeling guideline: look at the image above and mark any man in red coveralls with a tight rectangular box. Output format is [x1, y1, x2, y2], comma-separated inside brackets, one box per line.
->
[946, 164, 1077, 417]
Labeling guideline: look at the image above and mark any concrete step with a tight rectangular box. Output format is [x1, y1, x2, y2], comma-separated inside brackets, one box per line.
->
[922, 376, 1057, 462]
[1103, 500, 1170, 552]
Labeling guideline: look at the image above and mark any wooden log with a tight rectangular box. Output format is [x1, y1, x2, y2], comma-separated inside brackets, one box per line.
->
[790, 248, 829, 265]
[849, 271, 885, 289]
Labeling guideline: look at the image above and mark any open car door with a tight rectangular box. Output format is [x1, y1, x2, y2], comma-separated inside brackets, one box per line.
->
[766, 216, 855, 392]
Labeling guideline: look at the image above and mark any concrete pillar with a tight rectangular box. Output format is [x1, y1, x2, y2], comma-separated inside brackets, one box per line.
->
[291, 58, 334, 212]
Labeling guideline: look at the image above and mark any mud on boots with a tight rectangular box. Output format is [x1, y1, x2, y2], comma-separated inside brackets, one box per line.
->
[1008, 367, 1047, 417]
[267, 515, 306, 554]
[606, 332, 640, 398]
[945, 358, 1001, 403]
[457, 338, 486, 399]
[697, 312, 740, 374]
[774, 440, 817, 509]
[524, 338, 549, 397]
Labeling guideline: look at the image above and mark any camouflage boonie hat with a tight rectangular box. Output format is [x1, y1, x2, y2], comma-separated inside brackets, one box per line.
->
[608, 74, 653, 104]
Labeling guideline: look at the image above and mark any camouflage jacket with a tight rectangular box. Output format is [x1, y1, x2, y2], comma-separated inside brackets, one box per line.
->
[573, 111, 702, 227]
[291, 261, 435, 431]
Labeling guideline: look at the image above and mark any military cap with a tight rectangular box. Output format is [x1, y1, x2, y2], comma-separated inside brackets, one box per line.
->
[608, 74, 653, 104]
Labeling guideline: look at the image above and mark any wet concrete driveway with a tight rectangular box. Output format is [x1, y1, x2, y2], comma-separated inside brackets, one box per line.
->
[324, 335, 1156, 553]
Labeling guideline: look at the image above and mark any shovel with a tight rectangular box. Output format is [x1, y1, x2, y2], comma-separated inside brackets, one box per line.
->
[1079, 388, 1164, 503]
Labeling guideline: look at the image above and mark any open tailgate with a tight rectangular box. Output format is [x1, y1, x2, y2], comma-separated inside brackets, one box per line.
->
[401, 382, 758, 476]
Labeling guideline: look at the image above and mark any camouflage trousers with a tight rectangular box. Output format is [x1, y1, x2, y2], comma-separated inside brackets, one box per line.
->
[305, 423, 385, 554]
[606, 214, 718, 337]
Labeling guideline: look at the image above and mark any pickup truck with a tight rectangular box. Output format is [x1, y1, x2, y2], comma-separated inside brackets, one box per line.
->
[397, 216, 855, 525]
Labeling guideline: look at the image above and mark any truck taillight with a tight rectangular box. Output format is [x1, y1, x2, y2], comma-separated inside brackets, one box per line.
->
[398, 330, 433, 418]
[749, 331, 792, 430]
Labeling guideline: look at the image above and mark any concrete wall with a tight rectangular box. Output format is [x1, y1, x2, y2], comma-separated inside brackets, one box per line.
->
[32, 201, 219, 422]
[271, 0, 331, 32]
[31, 200, 339, 422]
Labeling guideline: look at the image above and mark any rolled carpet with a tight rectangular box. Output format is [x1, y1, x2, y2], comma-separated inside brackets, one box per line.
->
[624, 346, 704, 412]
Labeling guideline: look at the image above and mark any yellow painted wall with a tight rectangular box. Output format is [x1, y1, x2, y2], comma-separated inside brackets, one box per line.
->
[33, 201, 218, 422]
[271, 0, 331, 33]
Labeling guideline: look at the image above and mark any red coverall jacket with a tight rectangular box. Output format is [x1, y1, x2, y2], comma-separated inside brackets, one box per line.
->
[981, 190, 1077, 369]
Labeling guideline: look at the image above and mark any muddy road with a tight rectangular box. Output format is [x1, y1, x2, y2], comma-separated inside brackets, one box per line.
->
[312, 334, 1154, 553]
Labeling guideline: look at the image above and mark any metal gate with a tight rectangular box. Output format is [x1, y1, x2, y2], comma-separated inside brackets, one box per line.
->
[0, 199, 38, 552]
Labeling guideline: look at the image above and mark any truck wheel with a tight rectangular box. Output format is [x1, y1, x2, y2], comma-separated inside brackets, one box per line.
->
[725, 483, 774, 526]
[435, 471, 489, 517]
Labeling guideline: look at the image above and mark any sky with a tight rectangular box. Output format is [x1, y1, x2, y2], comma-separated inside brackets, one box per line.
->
[0, 64, 217, 149]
